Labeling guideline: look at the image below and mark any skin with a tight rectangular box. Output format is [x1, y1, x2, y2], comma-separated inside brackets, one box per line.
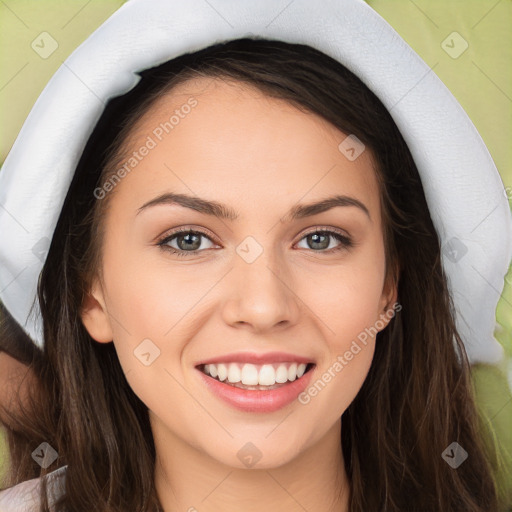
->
[81, 77, 397, 512]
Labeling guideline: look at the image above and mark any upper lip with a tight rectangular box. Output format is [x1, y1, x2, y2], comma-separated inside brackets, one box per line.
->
[195, 351, 314, 366]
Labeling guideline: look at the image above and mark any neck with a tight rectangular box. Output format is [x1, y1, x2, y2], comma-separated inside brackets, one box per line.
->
[153, 417, 350, 512]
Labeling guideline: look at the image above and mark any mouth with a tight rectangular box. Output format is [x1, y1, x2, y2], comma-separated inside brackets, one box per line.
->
[197, 361, 316, 391]
[194, 358, 316, 413]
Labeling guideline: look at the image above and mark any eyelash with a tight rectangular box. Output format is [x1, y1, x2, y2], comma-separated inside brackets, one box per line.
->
[157, 226, 354, 257]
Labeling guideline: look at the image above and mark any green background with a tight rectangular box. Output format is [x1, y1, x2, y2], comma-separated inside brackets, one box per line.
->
[1, 0, 511, 507]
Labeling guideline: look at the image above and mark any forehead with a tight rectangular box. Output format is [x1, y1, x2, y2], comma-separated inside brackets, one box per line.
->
[110, 76, 381, 225]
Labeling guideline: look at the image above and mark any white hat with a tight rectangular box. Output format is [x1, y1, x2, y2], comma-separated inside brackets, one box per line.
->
[0, 0, 510, 364]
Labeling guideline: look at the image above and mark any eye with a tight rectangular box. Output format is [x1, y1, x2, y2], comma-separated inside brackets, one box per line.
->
[157, 228, 218, 257]
[157, 226, 354, 257]
[295, 228, 354, 253]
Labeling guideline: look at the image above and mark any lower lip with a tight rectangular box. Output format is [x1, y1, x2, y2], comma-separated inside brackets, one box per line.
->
[197, 366, 315, 413]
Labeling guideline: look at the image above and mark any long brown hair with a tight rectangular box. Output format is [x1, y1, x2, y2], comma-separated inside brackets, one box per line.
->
[0, 37, 503, 511]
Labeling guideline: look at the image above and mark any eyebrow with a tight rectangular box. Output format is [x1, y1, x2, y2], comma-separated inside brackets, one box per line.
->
[137, 192, 371, 222]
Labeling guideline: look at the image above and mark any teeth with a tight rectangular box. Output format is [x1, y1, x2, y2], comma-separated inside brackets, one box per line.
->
[288, 363, 297, 382]
[202, 362, 309, 386]
[275, 364, 289, 383]
[227, 363, 241, 383]
[217, 363, 227, 382]
[258, 364, 275, 386]
[241, 364, 259, 385]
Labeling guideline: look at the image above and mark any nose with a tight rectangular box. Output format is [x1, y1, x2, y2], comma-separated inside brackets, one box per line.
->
[221, 248, 301, 333]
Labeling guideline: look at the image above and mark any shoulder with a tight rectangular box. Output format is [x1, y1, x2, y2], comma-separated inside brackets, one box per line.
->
[0, 465, 67, 512]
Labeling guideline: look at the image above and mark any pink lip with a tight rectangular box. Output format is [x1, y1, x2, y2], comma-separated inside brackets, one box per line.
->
[196, 364, 316, 413]
[195, 351, 314, 366]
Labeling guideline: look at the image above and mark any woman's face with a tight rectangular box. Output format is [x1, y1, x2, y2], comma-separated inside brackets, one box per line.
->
[81, 76, 397, 468]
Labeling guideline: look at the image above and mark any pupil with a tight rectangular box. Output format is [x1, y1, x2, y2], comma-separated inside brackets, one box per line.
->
[179, 233, 200, 250]
[309, 233, 328, 250]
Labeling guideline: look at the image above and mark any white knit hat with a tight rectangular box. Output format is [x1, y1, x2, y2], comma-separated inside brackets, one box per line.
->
[0, 0, 510, 364]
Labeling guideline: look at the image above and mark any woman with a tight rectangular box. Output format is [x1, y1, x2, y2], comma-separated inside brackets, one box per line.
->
[0, 1, 510, 511]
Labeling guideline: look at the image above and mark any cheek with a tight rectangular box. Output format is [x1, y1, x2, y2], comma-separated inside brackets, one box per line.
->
[101, 240, 197, 336]
[300, 238, 387, 345]
[296, 239, 386, 410]
[99, 250, 200, 412]
[100, 242, 215, 388]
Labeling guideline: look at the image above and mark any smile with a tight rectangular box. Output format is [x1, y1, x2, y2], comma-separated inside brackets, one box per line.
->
[195, 358, 316, 413]
[201, 362, 311, 388]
